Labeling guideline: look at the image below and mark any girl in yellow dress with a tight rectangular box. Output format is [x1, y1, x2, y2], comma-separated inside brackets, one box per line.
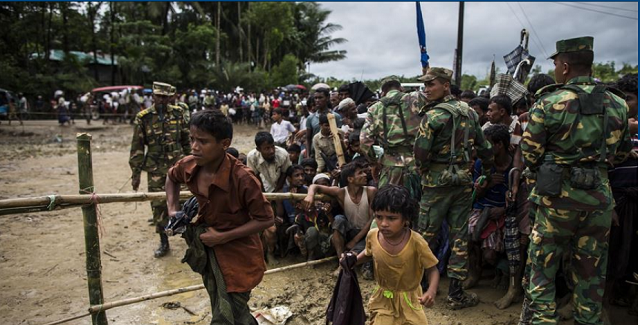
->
[347, 184, 440, 325]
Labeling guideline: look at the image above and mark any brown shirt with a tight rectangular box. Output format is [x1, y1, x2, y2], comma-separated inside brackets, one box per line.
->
[168, 154, 274, 293]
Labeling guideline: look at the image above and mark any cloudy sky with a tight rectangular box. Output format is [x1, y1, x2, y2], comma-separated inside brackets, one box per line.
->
[310, 2, 638, 81]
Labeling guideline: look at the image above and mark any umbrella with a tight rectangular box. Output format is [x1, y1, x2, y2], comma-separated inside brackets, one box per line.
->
[311, 83, 330, 91]
[296, 85, 307, 91]
[284, 84, 297, 92]
[503, 29, 536, 84]
[348, 82, 375, 106]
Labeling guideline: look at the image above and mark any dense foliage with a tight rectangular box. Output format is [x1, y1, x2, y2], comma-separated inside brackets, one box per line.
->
[0, 2, 347, 97]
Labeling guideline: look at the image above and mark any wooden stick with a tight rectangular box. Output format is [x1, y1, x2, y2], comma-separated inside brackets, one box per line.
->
[87, 256, 337, 314]
[327, 114, 346, 168]
[41, 311, 92, 325]
[77, 133, 108, 325]
[0, 193, 327, 216]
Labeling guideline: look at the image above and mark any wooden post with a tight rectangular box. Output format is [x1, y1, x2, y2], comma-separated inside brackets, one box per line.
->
[76, 133, 108, 325]
[326, 114, 346, 168]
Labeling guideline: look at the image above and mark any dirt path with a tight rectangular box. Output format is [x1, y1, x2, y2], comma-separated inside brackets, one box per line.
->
[0, 120, 634, 325]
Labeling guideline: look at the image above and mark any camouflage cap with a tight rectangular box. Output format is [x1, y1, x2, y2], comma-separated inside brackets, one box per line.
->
[152, 82, 172, 96]
[418, 67, 453, 82]
[548, 36, 594, 59]
[380, 75, 400, 85]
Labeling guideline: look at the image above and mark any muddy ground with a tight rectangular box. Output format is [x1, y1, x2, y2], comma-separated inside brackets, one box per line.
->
[0, 120, 635, 325]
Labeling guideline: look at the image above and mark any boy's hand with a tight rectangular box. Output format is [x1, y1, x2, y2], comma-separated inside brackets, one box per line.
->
[419, 289, 436, 307]
[340, 252, 357, 269]
[132, 174, 141, 191]
[302, 193, 315, 211]
[199, 227, 227, 247]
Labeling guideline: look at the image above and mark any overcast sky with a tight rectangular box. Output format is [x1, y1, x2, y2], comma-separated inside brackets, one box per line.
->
[310, 2, 638, 81]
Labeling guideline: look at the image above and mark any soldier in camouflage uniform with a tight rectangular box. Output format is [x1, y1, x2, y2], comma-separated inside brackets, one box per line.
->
[520, 36, 633, 325]
[130, 82, 191, 258]
[360, 76, 425, 200]
[171, 86, 192, 116]
[413, 67, 494, 310]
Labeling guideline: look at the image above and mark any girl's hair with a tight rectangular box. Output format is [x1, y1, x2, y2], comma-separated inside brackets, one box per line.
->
[371, 184, 418, 221]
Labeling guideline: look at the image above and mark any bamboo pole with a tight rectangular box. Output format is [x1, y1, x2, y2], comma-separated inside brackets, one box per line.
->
[77, 133, 108, 325]
[0, 192, 327, 216]
[327, 113, 346, 168]
[87, 256, 337, 314]
[41, 312, 92, 325]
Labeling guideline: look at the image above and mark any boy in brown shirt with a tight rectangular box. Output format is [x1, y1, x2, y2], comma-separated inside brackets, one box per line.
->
[166, 109, 274, 324]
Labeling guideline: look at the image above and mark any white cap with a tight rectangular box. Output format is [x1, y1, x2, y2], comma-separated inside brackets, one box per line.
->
[312, 173, 330, 184]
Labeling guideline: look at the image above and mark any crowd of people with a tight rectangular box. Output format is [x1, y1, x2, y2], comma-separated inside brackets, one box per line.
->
[125, 36, 637, 325]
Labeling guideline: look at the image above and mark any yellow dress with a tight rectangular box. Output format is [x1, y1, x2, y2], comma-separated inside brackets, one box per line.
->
[365, 228, 438, 325]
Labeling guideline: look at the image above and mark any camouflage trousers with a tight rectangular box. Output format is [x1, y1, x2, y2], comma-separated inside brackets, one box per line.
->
[519, 202, 538, 325]
[378, 165, 422, 201]
[526, 205, 611, 325]
[148, 172, 168, 233]
[417, 186, 472, 281]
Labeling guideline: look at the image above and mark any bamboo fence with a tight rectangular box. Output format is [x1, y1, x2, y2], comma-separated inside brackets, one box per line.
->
[0, 133, 331, 325]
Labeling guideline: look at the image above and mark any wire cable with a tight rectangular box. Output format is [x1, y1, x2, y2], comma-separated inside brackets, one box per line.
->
[517, 3, 549, 58]
[505, 2, 547, 57]
[554, 2, 638, 20]
[575, 2, 638, 13]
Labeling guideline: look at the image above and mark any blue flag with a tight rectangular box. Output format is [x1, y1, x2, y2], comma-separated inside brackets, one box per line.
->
[416, 2, 429, 68]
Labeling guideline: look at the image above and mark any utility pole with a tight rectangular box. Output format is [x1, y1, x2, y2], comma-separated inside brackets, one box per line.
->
[454, 2, 465, 86]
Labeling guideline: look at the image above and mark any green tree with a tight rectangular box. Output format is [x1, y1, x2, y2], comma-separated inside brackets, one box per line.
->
[592, 61, 617, 82]
[172, 23, 218, 88]
[287, 2, 347, 70]
[270, 54, 299, 87]
[244, 2, 294, 70]
[460, 74, 478, 91]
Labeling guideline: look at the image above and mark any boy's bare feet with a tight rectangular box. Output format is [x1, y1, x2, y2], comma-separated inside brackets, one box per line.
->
[494, 280, 523, 309]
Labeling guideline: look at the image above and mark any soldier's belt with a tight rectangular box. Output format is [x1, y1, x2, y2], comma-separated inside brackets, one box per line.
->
[147, 144, 181, 153]
[428, 162, 466, 172]
[540, 165, 608, 179]
[384, 146, 413, 154]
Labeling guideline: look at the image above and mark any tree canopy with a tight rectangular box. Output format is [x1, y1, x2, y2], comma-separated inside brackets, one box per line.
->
[0, 2, 348, 97]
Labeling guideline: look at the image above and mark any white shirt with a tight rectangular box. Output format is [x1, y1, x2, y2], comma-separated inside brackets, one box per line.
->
[246, 146, 291, 193]
[270, 120, 296, 144]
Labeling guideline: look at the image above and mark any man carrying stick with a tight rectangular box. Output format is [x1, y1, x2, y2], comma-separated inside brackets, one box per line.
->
[166, 109, 274, 324]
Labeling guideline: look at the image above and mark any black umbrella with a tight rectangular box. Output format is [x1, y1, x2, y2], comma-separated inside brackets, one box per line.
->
[348, 82, 375, 105]
[284, 84, 297, 92]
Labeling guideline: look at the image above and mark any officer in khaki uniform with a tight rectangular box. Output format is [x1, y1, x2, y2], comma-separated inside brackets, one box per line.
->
[413, 67, 494, 309]
[129, 82, 191, 257]
[520, 36, 633, 325]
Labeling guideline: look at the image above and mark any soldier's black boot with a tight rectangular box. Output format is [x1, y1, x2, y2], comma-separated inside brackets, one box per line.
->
[518, 295, 533, 325]
[154, 233, 170, 258]
[447, 278, 479, 310]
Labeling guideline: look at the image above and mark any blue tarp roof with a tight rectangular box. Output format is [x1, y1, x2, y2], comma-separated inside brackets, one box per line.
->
[30, 50, 118, 66]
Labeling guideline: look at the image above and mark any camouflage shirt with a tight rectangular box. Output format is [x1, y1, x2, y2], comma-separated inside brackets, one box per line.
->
[414, 95, 494, 187]
[129, 104, 191, 176]
[521, 76, 633, 211]
[360, 89, 426, 167]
